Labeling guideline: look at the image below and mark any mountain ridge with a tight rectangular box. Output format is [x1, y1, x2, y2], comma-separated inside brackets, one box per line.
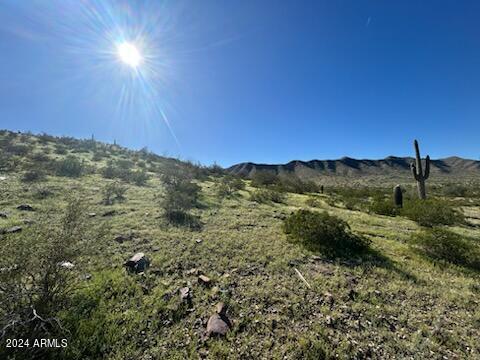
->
[228, 156, 480, 183]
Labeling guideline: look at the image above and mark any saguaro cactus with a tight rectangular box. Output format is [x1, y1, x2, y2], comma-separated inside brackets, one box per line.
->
[393, 185, 403, 208]
[410, 139, 430, 199]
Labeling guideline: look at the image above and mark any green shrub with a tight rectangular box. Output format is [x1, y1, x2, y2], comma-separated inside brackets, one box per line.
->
[21, 169, 45, 183]
[251, 171, 280, 187]
[0, 198, 107, 359]
[160, 171, 201, 228]
[277, 175, 320, 194]
[250, 189, 286, 204]
[130, 169, 149, 186]
[411, 228, 480, 270]
[283, 209, 370, 256]
[305, 197, 321, 208]
[401, 199, 465, 227]
[215, 175, 245, 198]
[368, 197, 399, 216]
[102, 182, 128, 205]
[56, 155, 84, 177]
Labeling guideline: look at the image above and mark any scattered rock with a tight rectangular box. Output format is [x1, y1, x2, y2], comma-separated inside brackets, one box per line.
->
[17, 204, 34, 211]
[348, 288, 357, 301]
[124, 252, 150, 273]
[195, 238, 203, 244]
[114, 233, 133, 243]
[22, 219, 35, 225]
[82, 273, 92, 280]
[198, 275, 211, 286]
[325, 315, 335, 327]
[0, 212, 8, 219]
[1, 226, 22, 234]
[179, 287, 191, 301]
[206, 302, 231, 337]
[102, 210, 116, 217]
[88, 212, 97, 218]
[0, 176, 6, 181]
[59, 261, 75, 269]
[324, 291, 334, 307]
[186, 268, 200, 276]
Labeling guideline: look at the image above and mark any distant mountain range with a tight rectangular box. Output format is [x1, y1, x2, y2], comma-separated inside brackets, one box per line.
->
[228, 156, 480, 184]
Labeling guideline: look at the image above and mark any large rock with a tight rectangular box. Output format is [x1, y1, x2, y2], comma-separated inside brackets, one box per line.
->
[124, 252, 150, 273]
[17, 204, 34, 211]
[0, 226, 22, 235]
[0, 212, 8, 219]
[206, 302, 231, 337]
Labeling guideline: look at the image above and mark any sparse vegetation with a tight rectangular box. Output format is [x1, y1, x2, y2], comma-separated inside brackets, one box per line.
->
[1, 130, 480, 359]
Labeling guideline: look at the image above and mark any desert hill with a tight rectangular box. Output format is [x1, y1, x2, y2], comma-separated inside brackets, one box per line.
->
[228, 156, 480, 184]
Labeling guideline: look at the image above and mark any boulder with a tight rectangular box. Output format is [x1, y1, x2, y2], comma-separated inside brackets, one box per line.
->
[124, 252, 150, 273]
[206, 302, 231, 337]
[17, 204, 34, 211]
[0, 212, 8, 219]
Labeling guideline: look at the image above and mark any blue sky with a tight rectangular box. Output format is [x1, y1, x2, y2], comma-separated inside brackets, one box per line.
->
[0, 1, 479, 166]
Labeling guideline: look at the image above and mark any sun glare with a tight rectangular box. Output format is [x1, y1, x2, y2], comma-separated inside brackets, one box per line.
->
[117, 42, 142, 68]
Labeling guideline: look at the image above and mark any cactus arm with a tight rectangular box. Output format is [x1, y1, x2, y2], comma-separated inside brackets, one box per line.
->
[411, 163, 419, 181]
[424, 155, 430, 180]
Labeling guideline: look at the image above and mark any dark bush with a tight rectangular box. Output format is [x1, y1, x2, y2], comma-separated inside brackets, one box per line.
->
[251, 171, 280, 187]
[411, 228, 480, 270]
[130, 169, 149, 186]
[56, 155, 84, 177]
[401, 199, 465, 227]
[54, 144, 68, 155]
[215, 175, 245, 198]
[250, 189, 285, 204]
[21, 169, 45, 183]
[368, 196, 399, 216]
[160, 170, 201, 227]
[277, 175, 320, 194]
[305, 197, 321, 207]
[441, 183, 470, 198]
[283, 209, 370, 256]
[102, 182, 128, 205]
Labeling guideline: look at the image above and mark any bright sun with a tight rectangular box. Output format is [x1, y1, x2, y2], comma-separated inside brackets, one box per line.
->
[117, 42, 142, 68]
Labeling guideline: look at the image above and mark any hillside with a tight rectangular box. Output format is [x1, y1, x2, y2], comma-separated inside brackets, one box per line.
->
[1, 130, 480, 359]
[228, 156, 480, 185]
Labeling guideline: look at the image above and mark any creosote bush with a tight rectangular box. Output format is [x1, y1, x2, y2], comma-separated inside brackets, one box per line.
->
[215, 175, 245, 198]
[0, 197, 108, 359]
[56, 155, 84, 177]
[283, 209, 370, 256]
[102, 182, 128, 205]
[160, 168, 201, 228]
[411, 228, 480, 270]
[368, 196, 399, 217]
[250, 189, 286, 204]
[401, 199, 465, 227]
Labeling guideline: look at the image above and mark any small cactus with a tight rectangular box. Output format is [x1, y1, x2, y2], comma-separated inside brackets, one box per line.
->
[410, 139, 430, 200]
[393, 185, 403, 208]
